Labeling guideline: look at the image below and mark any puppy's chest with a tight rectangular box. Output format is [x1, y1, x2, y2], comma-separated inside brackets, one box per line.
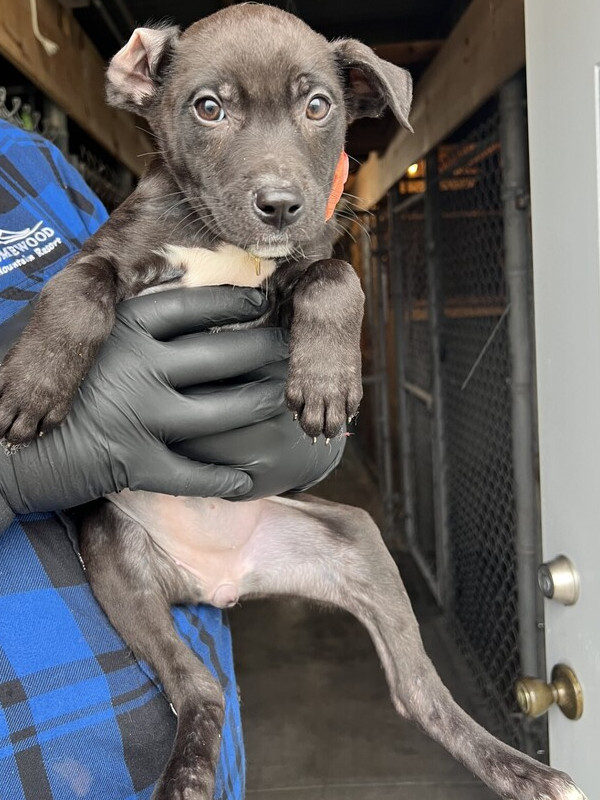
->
[161, 243, 277, 289]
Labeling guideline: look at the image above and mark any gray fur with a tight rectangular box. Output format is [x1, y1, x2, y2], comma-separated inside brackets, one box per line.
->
[0, 5, 585, 799]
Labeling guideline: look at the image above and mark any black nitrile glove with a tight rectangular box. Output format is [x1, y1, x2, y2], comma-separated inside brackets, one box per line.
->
[0, 287, 344, 531]
[176, 357, 345, 499]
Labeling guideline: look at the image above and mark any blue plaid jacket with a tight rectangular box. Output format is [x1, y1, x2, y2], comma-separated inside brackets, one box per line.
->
[0, 121, 244, 799]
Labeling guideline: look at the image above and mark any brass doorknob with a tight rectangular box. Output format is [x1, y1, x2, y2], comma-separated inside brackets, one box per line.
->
[515, 664, 583, 720]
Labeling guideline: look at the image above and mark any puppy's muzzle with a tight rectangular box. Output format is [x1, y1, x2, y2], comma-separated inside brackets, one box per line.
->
[253, 185, 305, 230]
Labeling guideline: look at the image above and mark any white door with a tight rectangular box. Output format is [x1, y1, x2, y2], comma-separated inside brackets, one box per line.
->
[525, 1, 600, 795]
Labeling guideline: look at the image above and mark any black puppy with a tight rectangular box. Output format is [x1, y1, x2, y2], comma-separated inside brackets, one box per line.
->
[0, 6, 586, 800]
[0, 5, 380, 443]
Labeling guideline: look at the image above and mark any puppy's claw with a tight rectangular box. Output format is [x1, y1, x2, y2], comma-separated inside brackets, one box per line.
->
[312, 437, 318, 445]
[293, 412, 298, 421]
[0, 438, 27, 456]
[325, 437, 330, 445]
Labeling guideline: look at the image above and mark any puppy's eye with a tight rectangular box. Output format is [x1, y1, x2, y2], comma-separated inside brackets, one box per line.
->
[306, 95, 331, 121]
[194, 97, 226, 123]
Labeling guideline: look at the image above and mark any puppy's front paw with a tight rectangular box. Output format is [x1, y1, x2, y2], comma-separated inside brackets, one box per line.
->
[286, 355, 362, 440]
[0, 357, 74, 445]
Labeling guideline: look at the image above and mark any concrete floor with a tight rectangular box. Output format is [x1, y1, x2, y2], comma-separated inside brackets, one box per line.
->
[230, 443, 495, 800]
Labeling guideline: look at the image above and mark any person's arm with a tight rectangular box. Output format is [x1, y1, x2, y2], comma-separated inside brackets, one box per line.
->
[0, 286, 344, 531]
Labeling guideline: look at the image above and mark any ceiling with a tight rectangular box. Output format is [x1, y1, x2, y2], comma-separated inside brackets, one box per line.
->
[71, 0, 470, 161]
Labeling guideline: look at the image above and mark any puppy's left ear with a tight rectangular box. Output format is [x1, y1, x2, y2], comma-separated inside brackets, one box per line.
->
[332, 39, 413, 132]
[106, 25, 181, 115]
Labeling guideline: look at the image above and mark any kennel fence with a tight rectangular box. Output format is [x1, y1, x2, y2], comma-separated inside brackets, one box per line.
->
[353, 75, 547, 758]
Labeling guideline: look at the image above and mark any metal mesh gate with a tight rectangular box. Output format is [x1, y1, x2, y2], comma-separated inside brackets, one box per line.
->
[357, 78, 545, 756]
[434, 104, 524, 746]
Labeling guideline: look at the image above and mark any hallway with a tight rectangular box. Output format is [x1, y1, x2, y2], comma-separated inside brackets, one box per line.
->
[230, 444, 495, 799]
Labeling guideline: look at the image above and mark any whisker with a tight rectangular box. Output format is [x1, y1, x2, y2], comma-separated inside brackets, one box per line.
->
[156, 197, 191, 223]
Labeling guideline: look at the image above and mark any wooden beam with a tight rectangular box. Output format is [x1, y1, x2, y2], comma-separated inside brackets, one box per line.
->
[373, 40, 443, 67]
[0, 0, 151, 175]
[353, 0, 525, 209]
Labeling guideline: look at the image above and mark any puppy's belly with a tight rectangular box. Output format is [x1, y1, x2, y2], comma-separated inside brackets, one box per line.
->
[108, 242, 279, 607]
[107, 490, 300, 608]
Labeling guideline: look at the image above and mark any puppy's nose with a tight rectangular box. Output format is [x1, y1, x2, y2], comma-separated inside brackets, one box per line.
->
[253, 186, 304, 230]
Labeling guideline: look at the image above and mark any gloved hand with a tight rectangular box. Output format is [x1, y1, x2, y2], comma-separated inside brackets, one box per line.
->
[0, 286, 344, 530]
[176, 357, 345, 499]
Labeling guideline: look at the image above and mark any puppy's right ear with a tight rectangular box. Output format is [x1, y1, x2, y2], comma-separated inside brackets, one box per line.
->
[106, 25, 180, 114]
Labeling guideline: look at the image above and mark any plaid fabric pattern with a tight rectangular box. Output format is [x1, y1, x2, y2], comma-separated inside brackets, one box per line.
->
[0, 122, 108, 324]
[0, 122, 245, 799]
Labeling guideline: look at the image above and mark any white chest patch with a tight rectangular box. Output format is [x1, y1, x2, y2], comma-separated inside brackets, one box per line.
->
[161, 243, 277, 289]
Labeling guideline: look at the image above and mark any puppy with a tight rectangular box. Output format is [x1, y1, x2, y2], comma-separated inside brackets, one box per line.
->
[0, 5, 586, 800]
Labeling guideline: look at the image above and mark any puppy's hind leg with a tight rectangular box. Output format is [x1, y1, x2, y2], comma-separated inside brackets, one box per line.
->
[242, 495, 587, 800]
[79, 501, 224, 800]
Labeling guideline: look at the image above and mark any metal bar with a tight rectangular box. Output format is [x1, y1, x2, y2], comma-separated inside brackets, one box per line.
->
[425, 149, 452, 609]
[393, 192, 425, 214]
[403, 381, 433, 410]
[362, 372, 385, 385]
[460, 304, 511, 391]
[112, 0, 136, 31]
[374, 209, 396, 542]
[499, 75, 545, 689]
[359, 220, 381, 481]
[389, 187, 418, 553]
[91, 0, 127, 45]
[411, 543, 443, 606]
[369, 216, 387, 519]
[360, 222, 376, 345]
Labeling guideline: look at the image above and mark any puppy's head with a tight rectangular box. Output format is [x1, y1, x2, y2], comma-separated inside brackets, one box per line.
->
[106, 4, 412, 257]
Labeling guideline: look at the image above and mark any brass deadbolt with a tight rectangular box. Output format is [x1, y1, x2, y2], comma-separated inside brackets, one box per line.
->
[515, 664, 583, 720]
